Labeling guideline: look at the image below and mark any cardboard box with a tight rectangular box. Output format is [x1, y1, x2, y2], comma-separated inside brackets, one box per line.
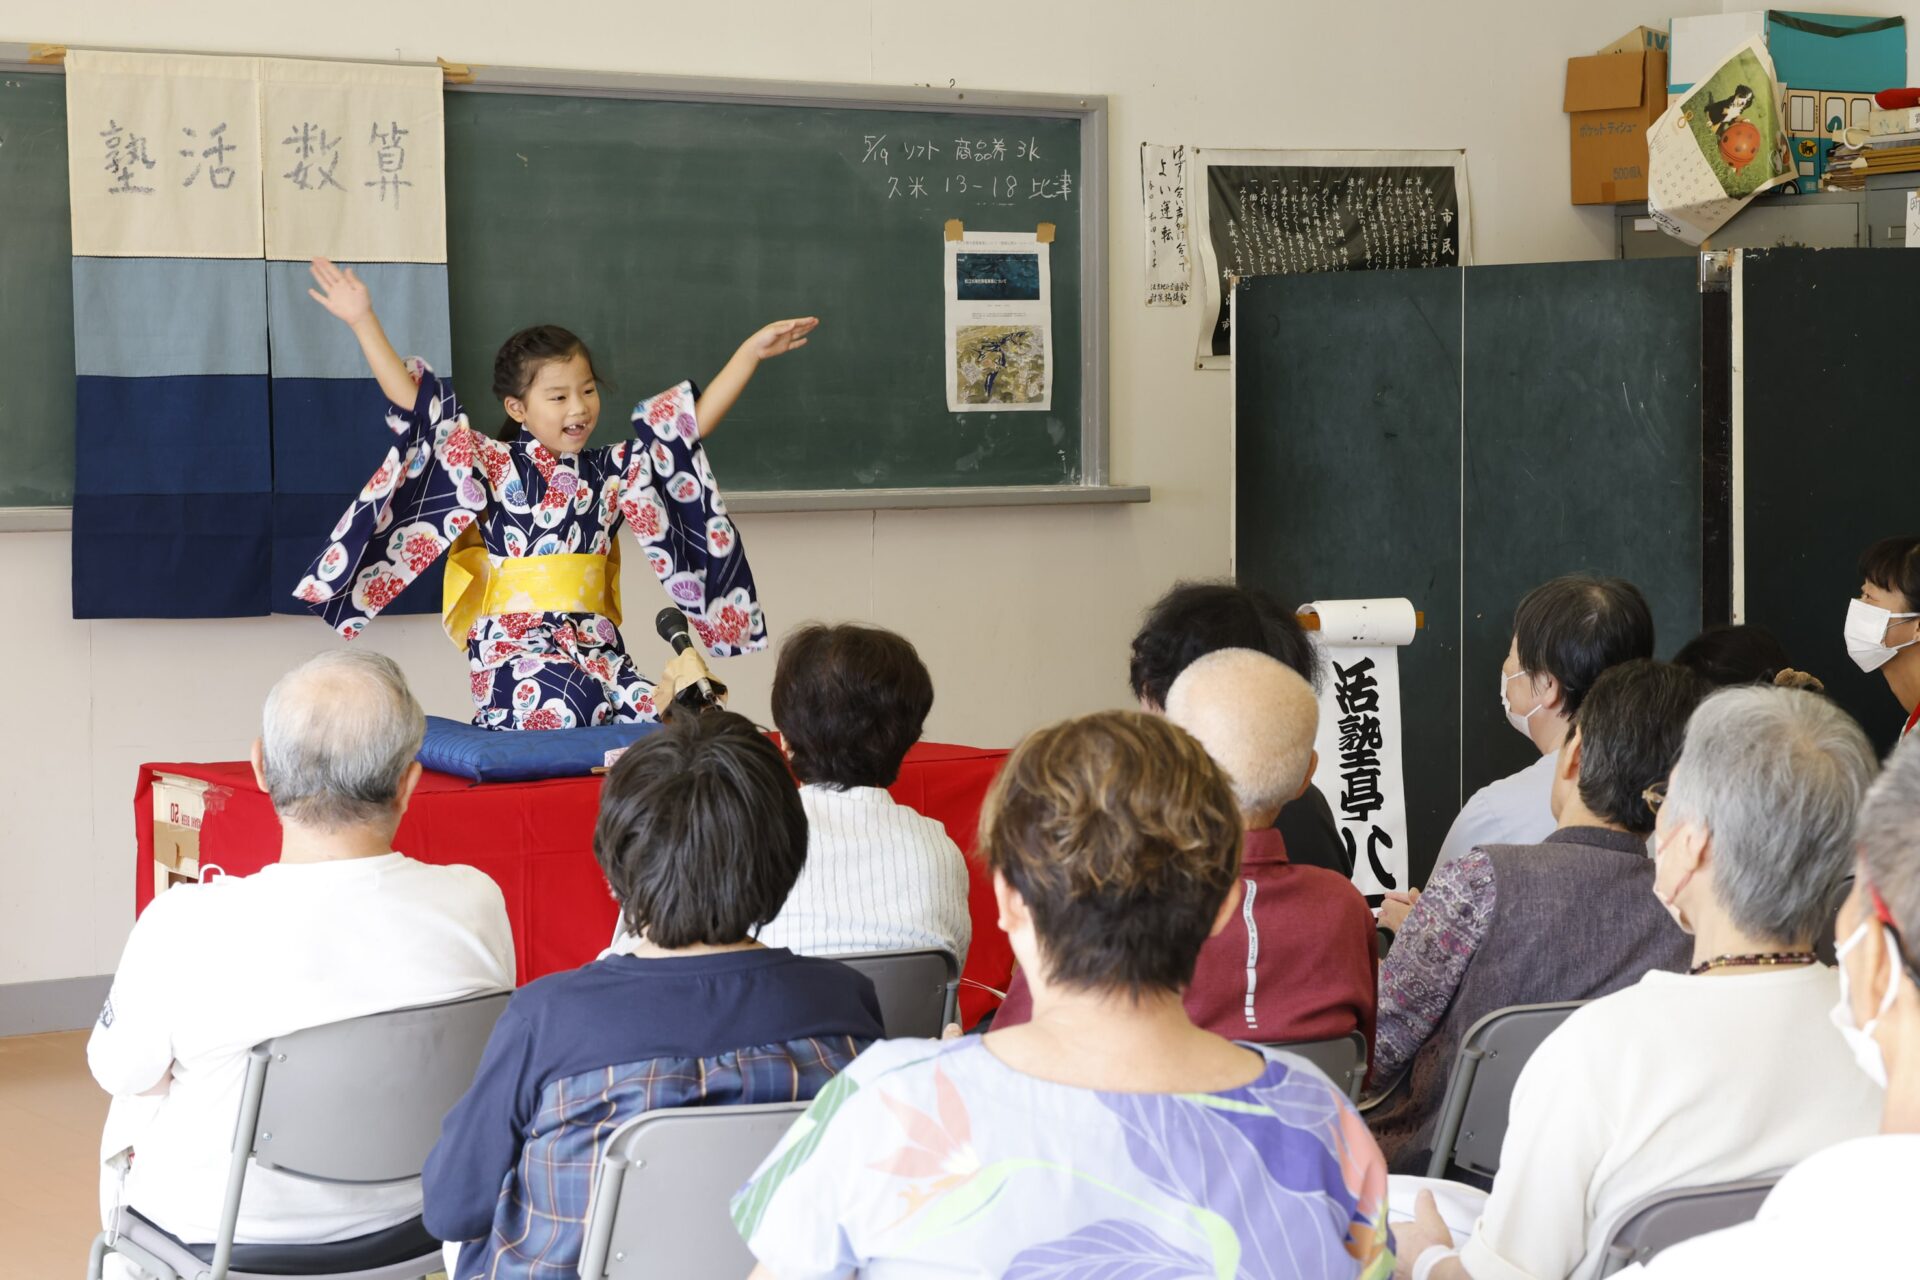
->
[1672, 11, 1906, 95]
[1597, 26, 1669, 57]
[1566, 49, 1667, 204]
[151, 773, 207, 882]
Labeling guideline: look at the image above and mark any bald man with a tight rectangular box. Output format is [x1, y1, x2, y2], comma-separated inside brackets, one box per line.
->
[991, 649, 1377, 1053]
[90, 651, 514, 1264]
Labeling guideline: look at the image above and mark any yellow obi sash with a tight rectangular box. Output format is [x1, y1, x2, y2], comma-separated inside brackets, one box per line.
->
[441, 525, 623, 646]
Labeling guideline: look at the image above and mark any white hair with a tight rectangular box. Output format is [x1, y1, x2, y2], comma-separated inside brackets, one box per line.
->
[261, 650, 424, 829]
[1664, 685, 1875, 943]
[1164, 647, 1318, 818]
[1857, 731, 1920, 952]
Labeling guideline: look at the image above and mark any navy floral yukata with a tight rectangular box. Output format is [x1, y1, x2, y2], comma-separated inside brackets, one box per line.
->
[294, 360, 766, 730]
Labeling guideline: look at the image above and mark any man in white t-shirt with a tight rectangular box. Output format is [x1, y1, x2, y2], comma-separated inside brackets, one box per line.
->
[91, 650, 515, 1260]
[755, 623, 971, 964]
[1414, 575, 1654, 900]
[1618, 730, 1920, 1279]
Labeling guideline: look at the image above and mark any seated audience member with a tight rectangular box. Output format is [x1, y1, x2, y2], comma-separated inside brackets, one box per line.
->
[1427, 573, 1653, 877]
[994, 649, 1378, 1049]
[1395, 686, 1884, 1280]
[1674, 622, 1823, 692]
[89, 652, 514, 1254]
[424, 711, 884, 1280]
[1848, 534, 1920, 737]
[734, 711, 1392, 1278]
[1625, 733, 1920, 1278]
[756, 623, 971, 963]
[1129, 579, 1352, 876]
[1367, 661, 1701, 1171]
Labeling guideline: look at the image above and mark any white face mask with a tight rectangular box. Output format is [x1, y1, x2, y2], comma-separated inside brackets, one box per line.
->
[1828, 919, 1898, 1090]
[1500, 669, 1545, 738]
[1844, 598, 1920, 673]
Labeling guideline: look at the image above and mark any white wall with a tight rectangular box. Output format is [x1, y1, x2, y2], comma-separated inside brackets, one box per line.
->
[1, 0, 1727, 987]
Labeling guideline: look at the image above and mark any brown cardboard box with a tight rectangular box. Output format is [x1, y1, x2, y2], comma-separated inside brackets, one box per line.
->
[151, 773, 207, 889]
[1565, 49, 1668, 204]
[1596, 26, 1668, 57]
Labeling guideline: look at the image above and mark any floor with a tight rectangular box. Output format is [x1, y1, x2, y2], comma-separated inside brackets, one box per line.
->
[0, 1031, 109, 1280]
[0, 1033, 448, 1280]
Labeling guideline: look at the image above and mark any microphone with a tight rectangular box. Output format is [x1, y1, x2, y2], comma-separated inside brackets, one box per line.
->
[654, 607, 724, 712]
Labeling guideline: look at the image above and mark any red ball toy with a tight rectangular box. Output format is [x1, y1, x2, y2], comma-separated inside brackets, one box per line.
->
[1719, 120, 1761, 171]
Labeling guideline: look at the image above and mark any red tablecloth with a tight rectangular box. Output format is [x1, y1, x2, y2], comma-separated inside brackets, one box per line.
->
[135, 743, 1012, 1025]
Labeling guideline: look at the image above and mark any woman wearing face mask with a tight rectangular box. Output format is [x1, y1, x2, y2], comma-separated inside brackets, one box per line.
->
[1845, 535, 1920, 737]
[1390, 686, 1882, 1280]
[1617, 732, 1920, 1278]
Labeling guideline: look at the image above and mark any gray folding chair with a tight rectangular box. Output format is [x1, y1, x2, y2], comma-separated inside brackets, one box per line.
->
[1597, 1176, 1780, 1275]
[1264, 1031, 1369, 1102]
[577, 1101, 807, 1279]
[88, 990, 510, 1280]
[1425, 1000, 1585, 1179]
[834, 948, 960, 1038]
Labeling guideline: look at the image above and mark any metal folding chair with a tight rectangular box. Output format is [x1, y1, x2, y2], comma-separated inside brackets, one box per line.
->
[1425, 1000, 1586, 1179]
[833, 948, 960, 1038]
[1264, 1030, 1369, 1101]
[577, 1101, 808, 1279]
[87, 990, 509, 1280]
[1597, 1176, 1780, 1275]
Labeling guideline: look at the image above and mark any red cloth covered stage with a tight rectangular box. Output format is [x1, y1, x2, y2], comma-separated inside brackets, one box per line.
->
[134, 743, 1013, 1025]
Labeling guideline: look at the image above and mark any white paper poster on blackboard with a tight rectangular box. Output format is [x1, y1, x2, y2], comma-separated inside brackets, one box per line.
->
[1195, 148, 1471, 369]
[943, 230, 1053, 412]
[1298, 598, 1417, 903]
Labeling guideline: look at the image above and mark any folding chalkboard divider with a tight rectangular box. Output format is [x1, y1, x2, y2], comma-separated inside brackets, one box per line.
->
[0, 46, 1146, 523]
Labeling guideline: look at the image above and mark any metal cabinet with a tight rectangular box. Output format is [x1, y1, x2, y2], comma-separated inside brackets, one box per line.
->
[1617, 191, 1864, 258]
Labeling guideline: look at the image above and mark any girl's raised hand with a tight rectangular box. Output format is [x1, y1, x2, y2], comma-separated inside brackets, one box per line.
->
[307, 257, 374, 327]
[749, 317, 820, 360]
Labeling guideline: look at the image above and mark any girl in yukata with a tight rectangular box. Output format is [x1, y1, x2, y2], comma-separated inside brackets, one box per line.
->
[294, 257, 817, 730]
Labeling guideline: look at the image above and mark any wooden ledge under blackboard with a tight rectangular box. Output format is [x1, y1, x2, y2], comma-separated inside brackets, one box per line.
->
[0, 487, 1151, 533]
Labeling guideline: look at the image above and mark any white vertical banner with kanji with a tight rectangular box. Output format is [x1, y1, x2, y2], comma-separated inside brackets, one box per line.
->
[1298, 598, 1416, 903]
[66, 50, 265, 258]
[262, 59, 446, 263]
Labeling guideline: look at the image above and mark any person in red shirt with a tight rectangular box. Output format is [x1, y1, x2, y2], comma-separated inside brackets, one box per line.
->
[993, 648, 1377, 1053]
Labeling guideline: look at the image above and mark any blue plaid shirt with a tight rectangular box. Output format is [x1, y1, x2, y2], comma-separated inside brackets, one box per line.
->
[422, 950, 882, 1280]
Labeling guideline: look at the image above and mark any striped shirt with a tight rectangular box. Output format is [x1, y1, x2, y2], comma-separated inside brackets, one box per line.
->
[756, 784, 972, 965]
[421, 949, 884, 1280]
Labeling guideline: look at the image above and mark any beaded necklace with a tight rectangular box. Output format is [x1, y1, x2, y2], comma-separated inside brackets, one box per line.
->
[1688, 950, 1817, 976]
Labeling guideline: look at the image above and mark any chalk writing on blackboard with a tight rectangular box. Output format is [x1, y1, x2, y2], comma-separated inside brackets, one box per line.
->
[1195, 150, 1470, 363]
[854, 130, 1076, 209]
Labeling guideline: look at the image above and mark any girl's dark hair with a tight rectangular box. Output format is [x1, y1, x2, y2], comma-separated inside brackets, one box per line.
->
[1673, 624, 1795, 688]
[491, 325, 605, 442]
[593, 711, 807, 948]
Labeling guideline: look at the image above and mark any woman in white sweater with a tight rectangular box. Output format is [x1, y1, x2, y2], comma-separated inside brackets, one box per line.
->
[1619, 730, 1920, 1278]
[1394, 686, 1885, 1280]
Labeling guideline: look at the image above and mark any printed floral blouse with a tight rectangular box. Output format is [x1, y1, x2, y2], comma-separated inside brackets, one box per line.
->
[733, 1035, 1394, 1279]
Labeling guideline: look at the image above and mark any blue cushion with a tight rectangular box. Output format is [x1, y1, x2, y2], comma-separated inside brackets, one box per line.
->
[418, 715, 662, 783]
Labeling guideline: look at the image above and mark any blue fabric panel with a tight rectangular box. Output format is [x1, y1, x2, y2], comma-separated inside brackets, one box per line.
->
[71, 258, 268, 378]
[417, 716, 663, 781]
[1770, 12, 1906, 94]
[267, 376, 441, 616]
[265, 261, 452, 379]
[71, 491, 270, 618]
[75, 375, 271, 496]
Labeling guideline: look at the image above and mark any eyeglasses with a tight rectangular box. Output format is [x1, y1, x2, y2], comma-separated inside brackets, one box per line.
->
[1641, 781, 1667, 816]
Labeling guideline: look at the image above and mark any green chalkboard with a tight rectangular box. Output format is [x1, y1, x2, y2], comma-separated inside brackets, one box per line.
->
[1236, 259, 1706, 883]
[443, 87, 1087, 491]
[0, 70, 75, 507]
[0, 62, 1098, 508]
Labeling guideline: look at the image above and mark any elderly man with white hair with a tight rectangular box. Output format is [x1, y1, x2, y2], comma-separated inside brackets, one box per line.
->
[1393, 685, 1884, 1280]
[991, 647, 1376, 1048]
[89, 650, 514, 1263]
